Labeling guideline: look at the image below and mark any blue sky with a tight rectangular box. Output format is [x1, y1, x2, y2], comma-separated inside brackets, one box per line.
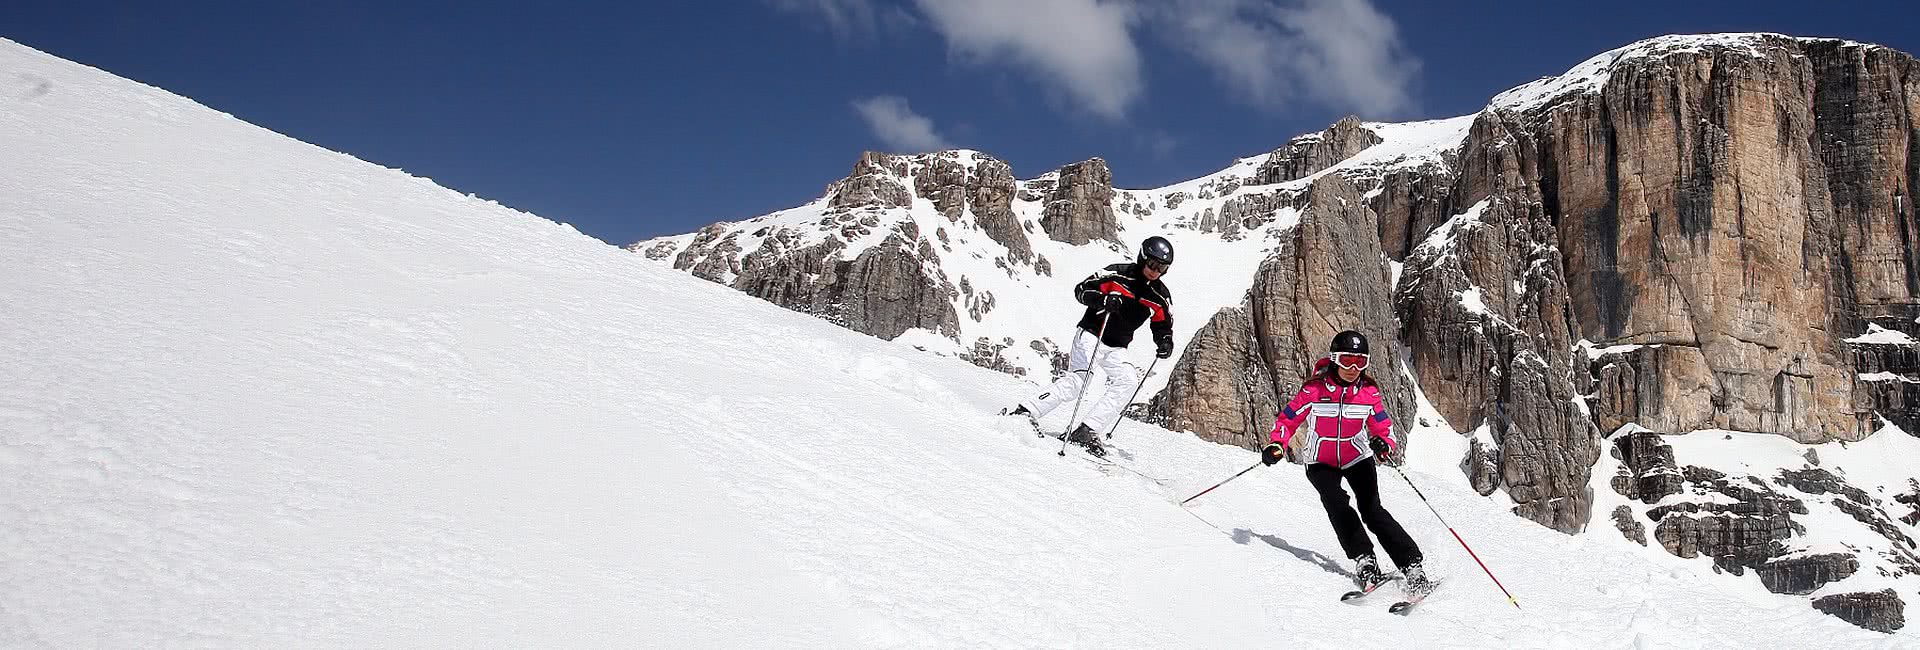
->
[11, 1, 1920, 245]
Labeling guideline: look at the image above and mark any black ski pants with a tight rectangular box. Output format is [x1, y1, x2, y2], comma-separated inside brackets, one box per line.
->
[1305, 458, 1422, 569]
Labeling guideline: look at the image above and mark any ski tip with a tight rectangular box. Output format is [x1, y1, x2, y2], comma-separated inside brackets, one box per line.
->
[1388, 602, 1415, 615]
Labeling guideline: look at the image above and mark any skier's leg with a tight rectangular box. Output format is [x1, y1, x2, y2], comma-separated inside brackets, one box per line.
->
[1080, 351, 1139, 432]
[1306, 462, 1375, 560]
[1022, 331, 1096, 417]
[1349, 459, 1423, 568]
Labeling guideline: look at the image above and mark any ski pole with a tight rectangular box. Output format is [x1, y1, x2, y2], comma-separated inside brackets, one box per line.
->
[1059, 311, 1114, 456]
[1178, 460, 1263, 506]
[1390, 466, 1521, 609]
[1104, 356, 1159, 440]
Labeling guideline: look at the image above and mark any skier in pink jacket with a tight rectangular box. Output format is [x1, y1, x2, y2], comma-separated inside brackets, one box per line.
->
[1261, 330, 1430, 594]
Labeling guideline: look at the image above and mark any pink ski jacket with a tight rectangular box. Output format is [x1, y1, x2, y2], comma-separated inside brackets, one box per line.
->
[1269, 359, 1397, 469]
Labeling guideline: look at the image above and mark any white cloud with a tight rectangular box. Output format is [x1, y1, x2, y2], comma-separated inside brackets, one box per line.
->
[912, 0, 1142, 121]
[1148, 0, 1420, 117]
[774, 0, 1418, 120]
[851, 96, 954, 152]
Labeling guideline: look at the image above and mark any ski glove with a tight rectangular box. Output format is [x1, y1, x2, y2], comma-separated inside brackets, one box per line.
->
[1261, 442, 1288, 466]
[1369, 435, 1392, 459]
[1155, 337, 1173, 359]
[1101, 292, 1129, 312]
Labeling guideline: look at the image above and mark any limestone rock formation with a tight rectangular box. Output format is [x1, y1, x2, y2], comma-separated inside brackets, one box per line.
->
[1812, 590, 1905, 633]
[1039, 158, 1120, 245]
[1253, 116, 1383, 185]
[1153, 176, 1413, 451]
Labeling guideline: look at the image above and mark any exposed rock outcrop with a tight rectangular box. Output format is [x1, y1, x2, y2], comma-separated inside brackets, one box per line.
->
[1253, 116, 1383, 185]
[1610, 429, 1683, 504]
[1153, 176, 1412, 451]
[1612, 505, 1648, 545]
[1812, 589, 1906, 633]
[1396, 110, 1599, 533]
[1039, 158, 1119, 245]
[828, 152, 912, 211]
[911, 153, 1033, 262]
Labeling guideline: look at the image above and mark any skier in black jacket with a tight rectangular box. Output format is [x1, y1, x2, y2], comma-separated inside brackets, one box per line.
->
[1005, 236, 1175, 457]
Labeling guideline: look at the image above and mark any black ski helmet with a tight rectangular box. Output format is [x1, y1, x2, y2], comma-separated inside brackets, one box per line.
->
[1138, 236, 1174, 267]
[1330, 330, 1369, 355]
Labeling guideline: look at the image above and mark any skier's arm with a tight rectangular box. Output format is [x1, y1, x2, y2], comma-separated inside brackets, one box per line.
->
[1367, 400, 1397, 454]
[1270, 390, 1314, 446]
[1073, 271, 1106, 306]
[1143, 296, 1173, 357]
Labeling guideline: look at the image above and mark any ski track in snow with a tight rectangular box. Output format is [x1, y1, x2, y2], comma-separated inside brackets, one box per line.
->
[2, 38, 1916, 648]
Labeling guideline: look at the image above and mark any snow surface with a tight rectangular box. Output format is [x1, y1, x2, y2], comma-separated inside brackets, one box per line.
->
[1580, 339, 1656, 361]
[5, 37, 1918, 647]
[1848, 324, 1920, 346]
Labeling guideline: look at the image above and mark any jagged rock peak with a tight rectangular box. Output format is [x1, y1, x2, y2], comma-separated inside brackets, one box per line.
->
[821, 148, 1033, 261]
[1038, 157, 1119, 246]
[1254, 115, 1385, 185]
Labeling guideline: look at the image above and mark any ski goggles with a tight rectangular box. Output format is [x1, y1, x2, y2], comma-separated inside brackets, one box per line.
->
[1144, 259, 1170, 274]
[1331, 353, 1370, 370]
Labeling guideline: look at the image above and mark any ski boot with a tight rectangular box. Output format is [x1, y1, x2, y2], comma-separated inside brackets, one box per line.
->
[1401, 561, 1435, 598]
[1067, 423, 1107, 458]
[1353, 555, 1387, 590]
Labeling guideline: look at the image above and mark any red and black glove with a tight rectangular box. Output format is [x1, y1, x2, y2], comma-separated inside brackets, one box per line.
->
[1261, 443, 1289, 466]
[1369, 435, 1393, 459]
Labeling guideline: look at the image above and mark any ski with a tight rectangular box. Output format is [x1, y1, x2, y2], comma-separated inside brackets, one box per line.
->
[1003, 408, 1165, 483]
[1076, 453, 1169, 484]
[1338, 575, 1398, 603]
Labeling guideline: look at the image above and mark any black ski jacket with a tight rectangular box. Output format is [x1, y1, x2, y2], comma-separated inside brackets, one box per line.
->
[1073, 262, 1174, 351]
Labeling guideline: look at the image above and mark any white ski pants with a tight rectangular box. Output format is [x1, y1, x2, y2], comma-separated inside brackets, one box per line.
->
[1020, 328, 1140, 433]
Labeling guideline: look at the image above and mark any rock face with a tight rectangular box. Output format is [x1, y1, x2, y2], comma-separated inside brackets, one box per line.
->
[1587, 345, 1722, 438]
[655, 150, 1025, 343]
[1813, 590, 1906, 633]
[1253, 116, 1383, 185]
[1530, 35, 1920, 444]
[1610, 429, 1683, 504]
[1372, 167, 1458, 261]
[1150, 305, 1278, 450]
[1611, 505, 1648, 545]
[1039, 158, 1120, 245]
[728, 225, 959, 341]
[1154, 176, 1414, 452]
[1849, 331, 1920, 435]
[829, 152, 912, 211]
[1396, 111, 1600, 533]
[1377, 34, 1920, 532]
[913, 154, 1033, 262]
[1648, 464, 1807, 576]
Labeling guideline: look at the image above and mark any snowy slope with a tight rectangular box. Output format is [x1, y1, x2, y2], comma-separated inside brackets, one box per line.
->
[4, 38, 1918, 646]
